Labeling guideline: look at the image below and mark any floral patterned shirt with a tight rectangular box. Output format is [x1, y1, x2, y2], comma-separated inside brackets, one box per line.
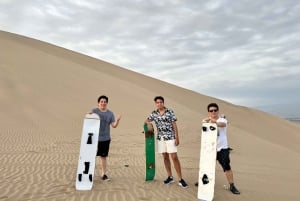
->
[148, 107, 177, 141]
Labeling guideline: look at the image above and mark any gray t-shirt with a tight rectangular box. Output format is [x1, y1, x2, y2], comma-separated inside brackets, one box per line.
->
[92, 108, 115, 141]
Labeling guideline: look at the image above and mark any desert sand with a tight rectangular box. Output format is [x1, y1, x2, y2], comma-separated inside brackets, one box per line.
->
[1, 30, 300, 201]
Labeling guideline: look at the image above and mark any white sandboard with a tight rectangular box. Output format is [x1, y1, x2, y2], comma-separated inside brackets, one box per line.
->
[76, 113, 100, 190]
[198, 123, 218, 201]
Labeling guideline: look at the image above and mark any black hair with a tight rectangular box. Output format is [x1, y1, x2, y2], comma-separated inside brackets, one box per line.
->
[98, 95, 108, 103]
[207, 103, 219, 112]
[154, 96, 164, 102]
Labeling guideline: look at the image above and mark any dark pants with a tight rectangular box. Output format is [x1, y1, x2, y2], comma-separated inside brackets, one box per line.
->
[97, 140, 111, 157]
[216, 148, 231, 172]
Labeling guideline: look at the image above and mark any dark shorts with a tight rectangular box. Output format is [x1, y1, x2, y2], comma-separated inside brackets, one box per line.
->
[216, 148, 231, 172]
[97, 140, 111, 157]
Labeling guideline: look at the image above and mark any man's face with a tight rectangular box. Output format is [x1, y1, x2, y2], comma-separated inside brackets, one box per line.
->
[208, 107, 219, 118]
[98, 98, 108, 110]
[155, 99, 164, 110]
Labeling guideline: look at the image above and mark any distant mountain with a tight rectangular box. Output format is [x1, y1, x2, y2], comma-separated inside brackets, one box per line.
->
[254, 103, 300, 118]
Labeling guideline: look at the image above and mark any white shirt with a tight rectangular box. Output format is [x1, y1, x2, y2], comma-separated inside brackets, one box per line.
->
[216, 117, 228, 151]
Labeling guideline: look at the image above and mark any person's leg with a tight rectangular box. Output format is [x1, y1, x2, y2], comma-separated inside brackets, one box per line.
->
[217, 149, 240, 194]
[170, 153, 182, 179]
[225, 169, 240, 194]
[97, 140, 110, 180]
[158, 140, 172, 177]
[163, 152, 172, 176]
[100, 156, 107, 176]
[167, 140, 188, 188]
[170, 153, 188, 188]
[225, 169, 234, 184]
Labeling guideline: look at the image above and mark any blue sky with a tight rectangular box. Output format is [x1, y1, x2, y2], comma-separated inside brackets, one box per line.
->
[1, 0, 300, 113]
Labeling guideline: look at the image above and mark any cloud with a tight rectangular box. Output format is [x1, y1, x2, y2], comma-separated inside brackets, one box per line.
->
[0, 0, 299, 109]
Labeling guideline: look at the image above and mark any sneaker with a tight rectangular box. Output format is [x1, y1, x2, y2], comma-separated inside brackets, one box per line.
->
[102, 174, 110, 181]
[230, 184, 240, 194]
[178, 179, 189, 188]
[163, 176, 174, 184]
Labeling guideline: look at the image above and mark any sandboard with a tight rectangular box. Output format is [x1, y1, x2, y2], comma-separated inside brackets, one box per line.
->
[143, 123, 155, 181]
[198, 123, 218, 200]
[76, 113, 100, 190]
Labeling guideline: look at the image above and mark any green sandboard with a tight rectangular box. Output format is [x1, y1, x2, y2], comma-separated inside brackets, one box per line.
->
[143, 123, 155, 181]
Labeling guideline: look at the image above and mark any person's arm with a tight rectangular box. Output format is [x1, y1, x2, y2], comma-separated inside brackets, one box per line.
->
[111, 114, 121, 128]
[216, 121, 226, 127]
[173, 121, 179, 146]
[88, 108, 96, 114]
[210, 118, 226, 127]
[145, 112, 153, 125]
[203, 117, 226, 127]
[203, 117, 210, 122]
[145, 118, 151, 124]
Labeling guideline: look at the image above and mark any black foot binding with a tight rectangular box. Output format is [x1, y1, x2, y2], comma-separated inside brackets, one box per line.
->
[87, 133, 93, 144]
[202, 174, 209, 184]
[78, 174, 82, 182]
[209, 126, 216, 131]
[83, 162, 90, 174]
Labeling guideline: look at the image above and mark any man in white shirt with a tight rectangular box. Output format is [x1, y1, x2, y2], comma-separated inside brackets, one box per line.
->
[202, 103, 240, 194]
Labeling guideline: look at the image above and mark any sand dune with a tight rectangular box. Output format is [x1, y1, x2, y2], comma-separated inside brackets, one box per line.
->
[1, 30, 300, 201]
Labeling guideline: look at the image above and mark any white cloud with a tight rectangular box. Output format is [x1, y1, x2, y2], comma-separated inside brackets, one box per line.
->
[0, 0, 299, 110]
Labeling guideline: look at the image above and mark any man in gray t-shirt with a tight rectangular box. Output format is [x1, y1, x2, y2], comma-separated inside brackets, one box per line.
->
[92, 108, 115, 141]
[91, 95, 121, 181]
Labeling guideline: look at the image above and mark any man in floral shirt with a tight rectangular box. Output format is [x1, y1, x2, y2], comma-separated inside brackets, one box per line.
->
[145, 96, 188, 188]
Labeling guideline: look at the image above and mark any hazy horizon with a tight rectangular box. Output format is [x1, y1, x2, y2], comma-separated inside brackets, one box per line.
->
[254, 102, 300, 119]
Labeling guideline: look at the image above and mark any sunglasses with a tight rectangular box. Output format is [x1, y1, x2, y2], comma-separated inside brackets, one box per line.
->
[209, 109, 218, 113]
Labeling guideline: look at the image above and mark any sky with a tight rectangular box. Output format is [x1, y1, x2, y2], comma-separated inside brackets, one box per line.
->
[1, 0, 300, 115]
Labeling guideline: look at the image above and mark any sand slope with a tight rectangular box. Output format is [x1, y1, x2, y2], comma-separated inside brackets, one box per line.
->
[1, 30, 300, 201]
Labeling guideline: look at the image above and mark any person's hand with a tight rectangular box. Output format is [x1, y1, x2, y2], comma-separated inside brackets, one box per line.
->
[203, 117, 210, 122]
[210, 119, 217, 123]
[175, 138, 179, 146]
[116, 114, 122, 121]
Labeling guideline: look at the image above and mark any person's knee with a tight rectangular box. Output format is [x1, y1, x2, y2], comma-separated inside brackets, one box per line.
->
[170, 153, 179, 161]
[162, 153, 169, 160]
